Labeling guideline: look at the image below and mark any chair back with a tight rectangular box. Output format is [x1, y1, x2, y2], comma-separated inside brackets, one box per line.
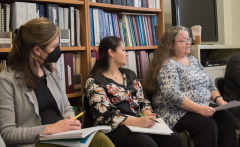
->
[82, 93, 95, 128]
[215, 77, 224, 96]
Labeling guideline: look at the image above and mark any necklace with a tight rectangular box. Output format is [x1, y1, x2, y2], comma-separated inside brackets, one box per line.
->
[106, 70, 120, 80]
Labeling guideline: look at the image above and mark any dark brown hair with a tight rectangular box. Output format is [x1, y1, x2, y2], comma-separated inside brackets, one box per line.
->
[143, 26, 189, 96]
[8, 18, 59, 90]
[90, 36, 123, 75]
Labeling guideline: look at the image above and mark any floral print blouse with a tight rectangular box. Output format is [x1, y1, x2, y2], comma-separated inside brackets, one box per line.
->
[84, 68, 152, 130]
[152, 56, 218, 129]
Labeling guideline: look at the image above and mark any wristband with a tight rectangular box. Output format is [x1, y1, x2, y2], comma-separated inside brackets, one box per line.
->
[214, 96, 223, 103]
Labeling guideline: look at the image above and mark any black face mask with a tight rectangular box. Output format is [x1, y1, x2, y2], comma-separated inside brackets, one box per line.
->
[39, 45, 62, 63]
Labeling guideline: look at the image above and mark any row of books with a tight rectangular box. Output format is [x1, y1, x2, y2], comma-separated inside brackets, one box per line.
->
[9, 2, 81, 47]
[91, 50, 154, 81]
[0, 3, 12, 48]
[55, 52, 82, 94]
[90, 8, 158, 47]
[91, 0, 160, 9]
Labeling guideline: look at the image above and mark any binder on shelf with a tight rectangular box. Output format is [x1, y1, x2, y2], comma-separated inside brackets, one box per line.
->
[46, 4, 59, 26]
[89, 8, 94, 46]
[122, 0, 127, 5]
[127, 0, 131, 6]
[59, 29, 70, 47]
[64, 53, 75, 94]
[69, 6, 75, 47]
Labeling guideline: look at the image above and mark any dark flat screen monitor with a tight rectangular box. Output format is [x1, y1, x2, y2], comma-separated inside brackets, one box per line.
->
[171, 0, 218, 42]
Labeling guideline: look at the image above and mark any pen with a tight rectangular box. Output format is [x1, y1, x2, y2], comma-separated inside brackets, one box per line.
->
[73, 111, 85, 120]
[138, 113, 160, 123]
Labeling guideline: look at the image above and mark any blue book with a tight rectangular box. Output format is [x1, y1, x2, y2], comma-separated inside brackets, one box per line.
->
[127, 15, 135, 46]
[99, 10, 104, 40]
[130, 0, 134, 6]
[129, 16, 137, 46]
[39, 4, 45, 18]
[137, 15, 145, 46]
[108, 13, 114, 36]
[89, 8, 94, 46]
[135, 15, 143, 46]
[151, 15, 158, 46]
[111, 13, 116, 37]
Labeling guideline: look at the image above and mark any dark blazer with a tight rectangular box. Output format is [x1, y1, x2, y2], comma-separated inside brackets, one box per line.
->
[224, 53, 240, 129]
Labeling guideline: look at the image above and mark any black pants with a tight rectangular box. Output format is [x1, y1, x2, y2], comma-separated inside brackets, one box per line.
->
[174, 110, 237, 147]
[106, 125, 184, 147]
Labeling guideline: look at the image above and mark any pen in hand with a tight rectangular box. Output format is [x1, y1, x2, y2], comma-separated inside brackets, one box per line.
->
[73, 111, 85, 120]
[139, 113, 160, 123]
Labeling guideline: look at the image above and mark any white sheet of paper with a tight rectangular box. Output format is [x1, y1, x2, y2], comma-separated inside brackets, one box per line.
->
[215, 100, 240, 111]
[126, 118, 173, 135]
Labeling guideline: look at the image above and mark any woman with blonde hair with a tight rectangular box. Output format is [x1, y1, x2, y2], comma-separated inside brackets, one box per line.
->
[143, 26, 237, 147]
[0, 18, 114, 147]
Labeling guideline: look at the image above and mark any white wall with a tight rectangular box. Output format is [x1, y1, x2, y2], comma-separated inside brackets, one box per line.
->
[163, 0, 240, 45]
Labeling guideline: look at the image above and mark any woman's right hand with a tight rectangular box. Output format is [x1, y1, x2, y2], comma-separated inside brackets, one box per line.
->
[43, 118, 81, 135]
[198, 105, 216, 117]
[136, 116, 156, 128]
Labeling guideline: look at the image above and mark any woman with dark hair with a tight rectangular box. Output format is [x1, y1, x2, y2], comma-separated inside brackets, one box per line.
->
[143, 26, 237, 147]
[0, 18, 114, 147]
[84, 36, 184, 147]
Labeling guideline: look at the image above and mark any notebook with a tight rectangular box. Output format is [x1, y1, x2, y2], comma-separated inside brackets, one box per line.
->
[40, 126, 111, 141]
[126, 118, 173, 135]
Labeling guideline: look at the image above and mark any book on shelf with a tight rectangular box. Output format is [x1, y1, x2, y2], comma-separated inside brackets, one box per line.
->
[59, 29, 70, 47]
[64, 53, 75, 94]
[0, 31, 12, 48]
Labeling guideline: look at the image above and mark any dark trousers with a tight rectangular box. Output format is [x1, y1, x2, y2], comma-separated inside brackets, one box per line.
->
[106, 125, 184, 147]
[173, 110, 237, 147]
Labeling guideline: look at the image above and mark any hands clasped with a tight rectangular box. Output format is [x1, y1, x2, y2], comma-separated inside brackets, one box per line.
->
[199, 105, 216, 117]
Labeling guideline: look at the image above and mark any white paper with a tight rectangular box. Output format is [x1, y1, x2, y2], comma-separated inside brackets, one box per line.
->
[126, 118, 173, 135]
[40, 131, 97, 147]
[40, 126, 111, 141]
[215, 100, 240, 111]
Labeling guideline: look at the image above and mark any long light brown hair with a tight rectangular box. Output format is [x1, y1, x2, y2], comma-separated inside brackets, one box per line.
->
[8, 18, 59, 90]
[143, 26, 189, 96]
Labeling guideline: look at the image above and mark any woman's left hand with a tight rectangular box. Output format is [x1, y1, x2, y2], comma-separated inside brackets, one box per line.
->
[216, 97, 227, 106]
[142, 109, 156, 117]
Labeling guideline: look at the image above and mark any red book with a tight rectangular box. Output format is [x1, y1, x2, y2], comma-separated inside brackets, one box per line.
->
[139, 51, 147, 80]
[135, 51, 142, 80]
[147, 16, 154, 46]
[64, 53, 75, 94]
[146, 0, 149, 8]
[132, 15, 141, 46]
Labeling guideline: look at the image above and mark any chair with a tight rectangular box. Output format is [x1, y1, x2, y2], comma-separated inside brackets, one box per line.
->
[81, 93, 95, 128]
[175, 130, 192, 147]
[215, 77, 224, 96]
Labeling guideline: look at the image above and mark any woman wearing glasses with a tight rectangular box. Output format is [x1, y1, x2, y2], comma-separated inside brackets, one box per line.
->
[143, 26, 237, 147]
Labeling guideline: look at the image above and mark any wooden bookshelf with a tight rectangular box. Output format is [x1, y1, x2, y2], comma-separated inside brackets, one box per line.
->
[89, 2, 161, 13]
[0, 0, 164, 102]
[0, 48, 11, 53]
[91, 46, 158, 51]
[4, 0, 84, 5]
[67, 92, 83, 98]
[0, 47, 86, 53]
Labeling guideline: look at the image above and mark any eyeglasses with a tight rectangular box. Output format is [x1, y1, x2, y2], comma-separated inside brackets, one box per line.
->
[174, 38, 192, 44]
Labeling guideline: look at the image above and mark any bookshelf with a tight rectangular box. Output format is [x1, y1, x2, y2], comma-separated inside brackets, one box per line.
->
[0, 0, 165, 105]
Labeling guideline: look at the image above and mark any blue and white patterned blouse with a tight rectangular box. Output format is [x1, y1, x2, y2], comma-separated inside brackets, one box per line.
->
[152, 55, 218, 129]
